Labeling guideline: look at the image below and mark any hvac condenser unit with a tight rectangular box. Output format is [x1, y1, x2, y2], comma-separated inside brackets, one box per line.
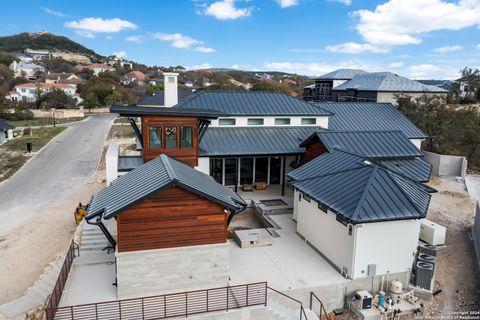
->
[419, 219, 446, 245]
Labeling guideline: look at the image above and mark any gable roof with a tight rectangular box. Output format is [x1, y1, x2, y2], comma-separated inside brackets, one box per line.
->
[175, 91, 331, 116]
[0, 119, 14, 130]
[137, 90, 195, 106]
[315, 102, 427, 139]
[333, 72, 447, 93]
[200, 126, 320, 157]
[316, 69, 368, 80]
[288, 150, 433, 224]
[301, 130, 423, 159]
[86, 154, 246, 220]
[110, 104, 224, 119]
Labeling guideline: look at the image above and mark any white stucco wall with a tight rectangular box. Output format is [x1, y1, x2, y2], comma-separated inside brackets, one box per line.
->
[332, 80, 348, 88]
[116, 243, 229, 299]
[210, 116, 329, 129]
[352, 219, 420, 279]
[296, 193, 355, 278]
[376, 92, 447, 106]
[196, 156, 210, 175]
[410, 138, 423, 149]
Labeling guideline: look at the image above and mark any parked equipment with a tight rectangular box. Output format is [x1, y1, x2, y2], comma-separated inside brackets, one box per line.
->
[415, 261, 434, 291]
[419, 219, 446, 245]
[419, 244, 438, 256]
[355, 290, 373, 310]
[74, 202, 87, 225]
[389, 280, 403, 304]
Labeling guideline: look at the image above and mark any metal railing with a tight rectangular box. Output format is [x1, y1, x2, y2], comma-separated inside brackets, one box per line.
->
[46, 240, 79, 319]
[310, 292, 328, 320]
[267, 286, 309, 320]
[46, 282, 267, 320]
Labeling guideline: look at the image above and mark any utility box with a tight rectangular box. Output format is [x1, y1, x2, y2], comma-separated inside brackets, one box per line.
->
[419, 219, 446, 245]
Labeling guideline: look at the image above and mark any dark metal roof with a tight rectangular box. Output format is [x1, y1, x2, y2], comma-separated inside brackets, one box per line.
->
[110, 104, 225, 119]
[301, 130, 423, 159]
[333, 72, 448, 93]
[137, 90, 195, 106]
[118, 156, 143, 172]
[175, 91, 331, 116]
[315, 102, 427, 139]
[0, 119, 14, 130]
[86, 154, 246, 220]
[288, 150, 432, 224]
[316, 69, 368, 80]
[378, 158, 432, 183]
[200, 126, 321, 157]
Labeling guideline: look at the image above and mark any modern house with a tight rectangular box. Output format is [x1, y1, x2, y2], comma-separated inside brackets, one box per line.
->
[80, 63, 115, 76]
[0, 119, 14, 144]
[45, 72, 82, 85]
[24, 48, 51, 60]
[304, 69, 368, 102]
[332, 72, 448, 104]
[9, 61, 45, 80]
[11, 83, 77, 103]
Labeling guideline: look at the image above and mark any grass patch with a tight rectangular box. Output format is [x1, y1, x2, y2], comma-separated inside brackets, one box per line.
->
[7, 117, 86, 127]
[0, 127, 66, 181]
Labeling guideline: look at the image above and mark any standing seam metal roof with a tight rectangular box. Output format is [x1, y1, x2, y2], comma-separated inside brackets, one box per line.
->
[175, 91, 331, 116]
[316, 69, 368, 80]
[86, 154, 246, 220]
[314, 102, 427, 139]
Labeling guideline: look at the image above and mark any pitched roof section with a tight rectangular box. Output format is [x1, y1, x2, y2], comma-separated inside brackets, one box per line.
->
[288, 150, 432, 224]
[333, 72, 447, 93]
[377, 158, 432, 183]
[110, 105, 225, 119]
[138, 90, 194, 106]
[317, 69, 368, 80]
[302, 130, 423, 159]
[86, 154, 246, 220]
[175, 91, 331, 116]
[200, 126, 320, 156]
[0, 119, 14, 130]
[316, 102, 427, 139]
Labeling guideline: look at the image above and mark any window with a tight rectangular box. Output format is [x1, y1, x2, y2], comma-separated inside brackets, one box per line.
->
[301, 118, 316, 125]
[247, 118, 264, 125]
[149, 127, 162, 149]
[240, 158, 254, 185]
[303, 193, 311, 202]
[275, 118, 291, 125]
[165, 126, 177, 149]
[21, 89, 26, 93]
[318, 202, 328, 213]
[211, 159, 223, 184]
[180, 126, 193, 148]
[219, 118, 236, 126]
[255, 157, 268, 183]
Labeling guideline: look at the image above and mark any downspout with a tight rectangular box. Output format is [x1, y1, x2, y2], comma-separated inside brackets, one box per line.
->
[85, 213, 117, 250]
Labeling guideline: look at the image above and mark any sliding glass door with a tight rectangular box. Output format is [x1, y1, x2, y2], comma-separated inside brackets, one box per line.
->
[270, 157, 281, 184]
[224, 158, 237, 186]
[240, 158, 254, 185]
[255, 157, 268, 183]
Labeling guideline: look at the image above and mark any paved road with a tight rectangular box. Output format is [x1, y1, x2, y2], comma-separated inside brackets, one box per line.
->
[0, 114, 115, 236]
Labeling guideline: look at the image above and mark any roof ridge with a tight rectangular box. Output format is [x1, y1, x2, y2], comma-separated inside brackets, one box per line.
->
[385, 170, 424, 215]
[351, 165, 379, 222]
[160, 154, 177, 182]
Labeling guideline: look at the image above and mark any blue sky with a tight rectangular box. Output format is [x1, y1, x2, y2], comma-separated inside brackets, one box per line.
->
[1, 0, 479, 79]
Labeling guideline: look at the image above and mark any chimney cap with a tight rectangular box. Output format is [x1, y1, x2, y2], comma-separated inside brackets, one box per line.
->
[163, 72, 179, 77]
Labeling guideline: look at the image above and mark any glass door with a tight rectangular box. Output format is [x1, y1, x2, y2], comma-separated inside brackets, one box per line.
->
[269, 157, 281, 184]
[224, 158, 237, 186]
[240, 158, 254, 185]
[255, 157, 268, 183]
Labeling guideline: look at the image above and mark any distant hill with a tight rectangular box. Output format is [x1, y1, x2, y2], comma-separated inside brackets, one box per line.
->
[0, 32, 103, 59]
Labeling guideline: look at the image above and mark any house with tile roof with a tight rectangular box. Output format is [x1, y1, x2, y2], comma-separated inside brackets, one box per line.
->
[11, 83, 77, 103]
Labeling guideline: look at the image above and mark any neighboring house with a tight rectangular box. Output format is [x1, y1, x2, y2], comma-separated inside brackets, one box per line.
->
[16, 54, 34, 63]
[9, 61, 45, 80]
[5, 91, 20, 102]
[304, 69, 368, 102]
[11, 83, 77, 103]
[148, 77, 163, 85]
[0, 119, 14, 144]
[454, 76, 479, 100]
[80, 63, 115, 76]
[332, 72, 448, 104]
[137, 90, 195, 107]
[202, 77, 213, 87]
[24, 49, 51, 61]
[121, 70, 148, 85]
[45, 72, 82, 85]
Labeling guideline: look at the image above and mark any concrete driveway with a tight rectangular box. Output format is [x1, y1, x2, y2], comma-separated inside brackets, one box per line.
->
[0, 114, 115, 236]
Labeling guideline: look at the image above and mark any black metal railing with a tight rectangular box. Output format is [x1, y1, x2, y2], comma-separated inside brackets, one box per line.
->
[267, 286, 309, 320]
[310, 291, 328, 320]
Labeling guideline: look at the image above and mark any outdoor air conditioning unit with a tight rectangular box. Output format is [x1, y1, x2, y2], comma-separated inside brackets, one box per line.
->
[419, 219, 446, 246]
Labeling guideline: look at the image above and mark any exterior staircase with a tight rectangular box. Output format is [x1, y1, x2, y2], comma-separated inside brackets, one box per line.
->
[80, 224, 111, 253]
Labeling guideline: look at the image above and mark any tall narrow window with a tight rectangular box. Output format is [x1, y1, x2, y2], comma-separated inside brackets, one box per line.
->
[165, 126, 177, 149]
[149, 127, 162, 149]
[211, 159, 223, 184]
[180, 126, 193, 148]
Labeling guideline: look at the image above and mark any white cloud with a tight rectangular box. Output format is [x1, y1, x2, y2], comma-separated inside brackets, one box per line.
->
[113, 51, 127, 58]
[188, 63, 214, 70]
[126, 35, 143, 44]
[194, 46, 215, 53]
[42, 7, 68, 17]
[408, 64, 440, 78]
[275, 0, 299, 8]
[325, 42, 389, 54]
[65, 18, 137, 38]
[204, 0, 252, 20]
[354, 0, 480, 47]
[332, 0, 352, 5]
[434, 45, 463, 53]
[152, 33, 201, 48]
[387, 62, 404, 68]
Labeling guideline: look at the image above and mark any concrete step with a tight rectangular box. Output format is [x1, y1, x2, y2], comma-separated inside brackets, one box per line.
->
[75, 252, 115, 265]
[80, 243, 111, 252]
[81, 238, 109, 246]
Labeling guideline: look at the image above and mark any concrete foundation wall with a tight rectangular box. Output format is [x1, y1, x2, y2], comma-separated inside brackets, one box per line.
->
[116, 243, 229, 299]
[423, 151, 467, 179]
[473, 202, 480, 272]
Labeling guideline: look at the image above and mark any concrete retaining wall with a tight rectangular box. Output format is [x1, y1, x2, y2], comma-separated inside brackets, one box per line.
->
[31, 107, 84, 119]
[473, 202, 480, 272]
[85, 107, 110, 114]
[116, 243, 230, 299]
[423, 151, 467, 179]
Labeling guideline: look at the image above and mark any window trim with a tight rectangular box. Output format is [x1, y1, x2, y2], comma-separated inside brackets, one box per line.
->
[148, 126, 162, 149]
[180, 126, 193, 149]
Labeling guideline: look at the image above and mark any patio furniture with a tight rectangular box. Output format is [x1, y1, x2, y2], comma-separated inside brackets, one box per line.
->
[255, 183, 267, 190]
[242, 184, 254, 192]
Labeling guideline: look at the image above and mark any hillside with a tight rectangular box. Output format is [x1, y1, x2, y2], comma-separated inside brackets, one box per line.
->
[0, 32, 103, 59]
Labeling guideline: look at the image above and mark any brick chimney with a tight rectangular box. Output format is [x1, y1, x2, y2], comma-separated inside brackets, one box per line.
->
[163, 72, 179, 107]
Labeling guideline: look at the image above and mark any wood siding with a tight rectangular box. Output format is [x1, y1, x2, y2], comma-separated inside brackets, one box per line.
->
[117, 186, 227, 252]
[142, 115, 199, 166]
[305, 140, 328, 162]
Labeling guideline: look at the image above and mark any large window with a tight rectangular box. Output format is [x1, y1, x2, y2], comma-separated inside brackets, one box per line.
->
[240, 158, 254, 185]
[275, 118, 291, 125]
[219, 118, 236, 126]
[224, 158, 237, 186]
[149, 127, 162, 149]
[180, 126, 193, 148]
[270, 157, 281, 184]
[255, 157, 268, 183]
[301, 118, 316, 125]
[165, 126, 177, 149]
[211, 159, 223, 184]
[247, 118, 264, 125]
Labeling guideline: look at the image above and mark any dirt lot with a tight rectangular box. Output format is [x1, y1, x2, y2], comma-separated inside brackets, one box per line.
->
[423, 177, 480, 314]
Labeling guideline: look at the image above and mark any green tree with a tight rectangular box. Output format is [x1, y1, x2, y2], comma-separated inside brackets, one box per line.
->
[83, 92, 99, 108]
[37, 88, 76, 109]
[145, 83, 164, 95]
